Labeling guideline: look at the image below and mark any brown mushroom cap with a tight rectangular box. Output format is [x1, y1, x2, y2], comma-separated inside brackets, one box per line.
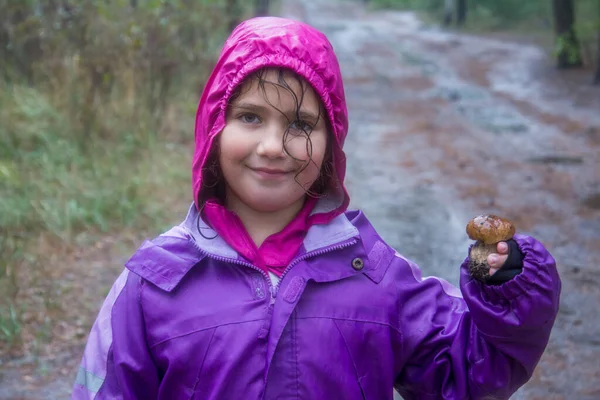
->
[466, 215, 515, 245]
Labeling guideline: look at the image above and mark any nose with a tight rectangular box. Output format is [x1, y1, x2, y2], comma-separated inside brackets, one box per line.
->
[256, 123, 285, 159]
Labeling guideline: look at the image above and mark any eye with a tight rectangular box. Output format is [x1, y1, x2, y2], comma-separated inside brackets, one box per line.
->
[238, 113, 261, 124]
[289, 120, 313, 134]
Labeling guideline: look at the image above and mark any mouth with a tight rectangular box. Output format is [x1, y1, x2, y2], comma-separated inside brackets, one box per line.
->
[250, 166, 293, 179]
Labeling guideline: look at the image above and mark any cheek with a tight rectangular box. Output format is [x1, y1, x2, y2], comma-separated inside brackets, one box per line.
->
[312, 134, 328, 167]
[219, 129, 251, 166]
[287, 132, 328, 165]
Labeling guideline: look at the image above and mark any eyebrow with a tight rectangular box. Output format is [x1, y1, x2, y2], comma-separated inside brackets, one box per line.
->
[232, 102, 321, 124]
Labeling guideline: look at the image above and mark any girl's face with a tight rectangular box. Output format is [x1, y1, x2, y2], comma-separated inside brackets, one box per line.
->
[219, 69, 328, 214]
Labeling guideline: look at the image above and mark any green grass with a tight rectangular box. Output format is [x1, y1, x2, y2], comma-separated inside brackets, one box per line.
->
[0, 84, 192, 241]
[0, 57, 199, 348]
[0, 305, 21, 345]
[0, 81, 195, 345]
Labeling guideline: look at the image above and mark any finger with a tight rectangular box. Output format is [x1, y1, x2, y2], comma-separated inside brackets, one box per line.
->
[488, 253, 508, 268]
[489, 266, 501, 276]
[496, 241, 509, 254]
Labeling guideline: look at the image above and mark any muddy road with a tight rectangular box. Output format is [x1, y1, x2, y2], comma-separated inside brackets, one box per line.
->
[282, 0, 600, 398]
[1, 0, 599, 398]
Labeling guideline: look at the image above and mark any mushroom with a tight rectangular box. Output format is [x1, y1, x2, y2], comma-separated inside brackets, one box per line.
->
[466, 215, 515, 282]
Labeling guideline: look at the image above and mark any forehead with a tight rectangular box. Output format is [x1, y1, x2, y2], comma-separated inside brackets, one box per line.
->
[232, 68, 321, 111]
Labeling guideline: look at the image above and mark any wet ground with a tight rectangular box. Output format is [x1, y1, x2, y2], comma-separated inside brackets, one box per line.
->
[1, 0, 599, 398]
[281, 0, 600, 398]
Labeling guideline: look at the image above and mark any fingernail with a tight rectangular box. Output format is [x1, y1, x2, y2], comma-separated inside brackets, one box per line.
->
[488, 255, 498, 265]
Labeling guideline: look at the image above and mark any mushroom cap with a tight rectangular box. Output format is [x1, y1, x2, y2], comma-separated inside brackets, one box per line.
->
[466, 215, 515, 245]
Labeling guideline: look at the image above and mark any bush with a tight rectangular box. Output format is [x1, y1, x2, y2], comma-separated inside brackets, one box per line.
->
[0, 0, 247, 347]
[369, 0, 442, 12]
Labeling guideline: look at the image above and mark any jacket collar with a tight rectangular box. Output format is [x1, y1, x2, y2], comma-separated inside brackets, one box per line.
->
[125, 202, 362, 292]
[183, 202, 359, 258]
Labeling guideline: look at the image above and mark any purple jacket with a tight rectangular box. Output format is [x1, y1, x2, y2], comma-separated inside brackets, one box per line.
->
[72, 204, 560, 399]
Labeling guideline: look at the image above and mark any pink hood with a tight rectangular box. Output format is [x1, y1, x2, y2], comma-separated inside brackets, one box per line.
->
[192, 16, 350, 214]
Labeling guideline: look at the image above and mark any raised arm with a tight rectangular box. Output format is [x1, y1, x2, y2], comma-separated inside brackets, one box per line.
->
[393, 234, 560, 399]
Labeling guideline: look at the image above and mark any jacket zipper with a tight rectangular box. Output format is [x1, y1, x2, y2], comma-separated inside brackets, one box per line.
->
[271, 238, 358, 299]
[183, 228, 275, 297]
[187, 231, 358, 304]
[196, 248, 275, 300]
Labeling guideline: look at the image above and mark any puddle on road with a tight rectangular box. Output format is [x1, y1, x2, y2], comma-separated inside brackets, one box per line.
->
[582, 193, 600, 210]
[527, 155, 585, 165]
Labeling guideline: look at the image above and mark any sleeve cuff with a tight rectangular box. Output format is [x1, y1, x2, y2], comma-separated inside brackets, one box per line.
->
[485, 239, 524, 286]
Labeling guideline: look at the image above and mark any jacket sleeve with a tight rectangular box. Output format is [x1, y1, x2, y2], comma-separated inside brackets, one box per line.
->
[71, 269, 160, 399]
[393, 234, 561, 399]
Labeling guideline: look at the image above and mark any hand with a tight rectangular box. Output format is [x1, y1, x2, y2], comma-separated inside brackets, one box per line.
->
[487, 242, 509, 276]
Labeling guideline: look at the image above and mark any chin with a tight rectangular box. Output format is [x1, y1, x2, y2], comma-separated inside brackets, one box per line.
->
[239, 188, 304, 212]
[246, 197, 298, 213]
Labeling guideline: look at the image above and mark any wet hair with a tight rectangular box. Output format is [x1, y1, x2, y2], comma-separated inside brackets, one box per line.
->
[197, 67, 335, 230]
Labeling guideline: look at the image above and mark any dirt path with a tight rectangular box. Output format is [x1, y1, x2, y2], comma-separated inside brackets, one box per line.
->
[1, 0, 599, 398]
[281, 0, 600, 398]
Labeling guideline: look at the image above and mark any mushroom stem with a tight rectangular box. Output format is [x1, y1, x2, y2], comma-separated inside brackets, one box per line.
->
[469, 241, 498, 282]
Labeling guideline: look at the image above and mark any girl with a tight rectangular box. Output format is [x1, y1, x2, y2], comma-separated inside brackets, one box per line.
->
[72, 17, 561, 400]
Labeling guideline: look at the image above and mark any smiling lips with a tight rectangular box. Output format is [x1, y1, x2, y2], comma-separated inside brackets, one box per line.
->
[250, 166, 293, 179]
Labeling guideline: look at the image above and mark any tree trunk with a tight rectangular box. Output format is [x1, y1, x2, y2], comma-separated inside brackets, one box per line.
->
[595, 0, 600, 84]
[594, 31, 600, 84]
[255, 0, 269, 17]
[226, 0, 240, 32]
[552, 0, 583, 68]
[456, 0, 467, 26]
[443, 0, 454, 26]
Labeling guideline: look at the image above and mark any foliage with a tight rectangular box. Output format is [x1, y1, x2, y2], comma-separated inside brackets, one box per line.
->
[368, 0, 551, 27]
[470, 0, 551, 28]
[555, 32, 583, 65]
[368, 0, 442, 12]
[0, 0, 247, 347]
[368, 0, 597, 31]
[572, 0, 600, 67]
[0, 231, 22, 344]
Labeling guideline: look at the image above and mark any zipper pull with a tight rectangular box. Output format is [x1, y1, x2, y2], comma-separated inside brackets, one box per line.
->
[270, 285, 279, 299]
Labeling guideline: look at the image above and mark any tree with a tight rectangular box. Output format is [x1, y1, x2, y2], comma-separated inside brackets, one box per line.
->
[255, 0, 269, 17]
[595, 2, 600, 85]
[552, 0, 583, 68]
[456, 0, 467, 26]
[595, 30, 600, 84]
[226, 0, 241, 32]
[443, 0, 454, 26]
